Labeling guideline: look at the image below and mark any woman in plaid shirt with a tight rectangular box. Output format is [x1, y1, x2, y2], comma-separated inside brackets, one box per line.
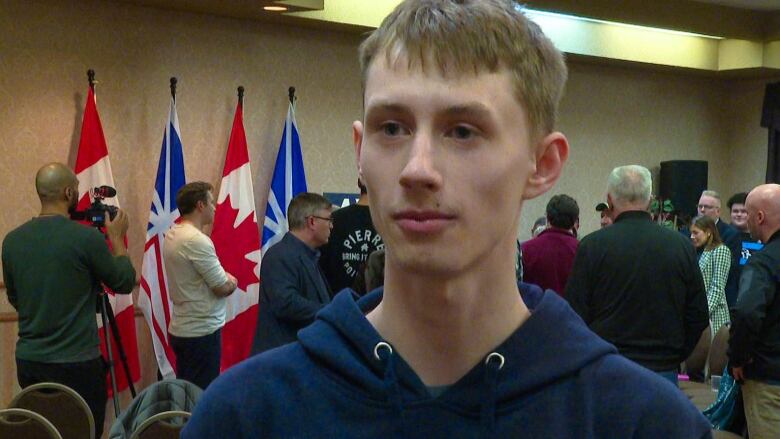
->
[690, 215, 732, 335]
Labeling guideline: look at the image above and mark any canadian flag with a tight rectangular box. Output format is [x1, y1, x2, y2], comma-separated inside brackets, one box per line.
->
[74, 85, 141, 393]
[212, 91, 261, 370]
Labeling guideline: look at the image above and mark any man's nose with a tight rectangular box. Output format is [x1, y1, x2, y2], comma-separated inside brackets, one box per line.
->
[398, 132, 442, 191]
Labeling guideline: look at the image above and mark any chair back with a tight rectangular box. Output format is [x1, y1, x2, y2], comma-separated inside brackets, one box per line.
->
[0, 407, 63, 439]
[129, 411, 191, 439]
[684, 325, 711, 381]
[9, 382, 94, 439]
[109, 379, 202, 439]
[708, 324, 730, 379]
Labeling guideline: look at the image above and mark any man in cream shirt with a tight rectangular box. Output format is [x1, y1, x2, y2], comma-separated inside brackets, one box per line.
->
[164, 181, 237, 390]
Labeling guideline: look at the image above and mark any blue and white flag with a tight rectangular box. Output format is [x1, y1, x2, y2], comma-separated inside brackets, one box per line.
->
[138, 96, 187, 379]
[262, 100, 307, 254]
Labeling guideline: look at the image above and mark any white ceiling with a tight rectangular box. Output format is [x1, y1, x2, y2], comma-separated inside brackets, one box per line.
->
[691, 0, 780, 10]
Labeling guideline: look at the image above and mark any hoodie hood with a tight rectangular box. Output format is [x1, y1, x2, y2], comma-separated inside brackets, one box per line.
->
[298, 283, 616, 411]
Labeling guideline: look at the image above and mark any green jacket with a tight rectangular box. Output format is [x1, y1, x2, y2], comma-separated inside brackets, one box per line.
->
[2, 215, 135, 362]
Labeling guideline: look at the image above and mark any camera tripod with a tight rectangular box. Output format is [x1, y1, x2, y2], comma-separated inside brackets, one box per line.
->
[97, 284, 137, 417]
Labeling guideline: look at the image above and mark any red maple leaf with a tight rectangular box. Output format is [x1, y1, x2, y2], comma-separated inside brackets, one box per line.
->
[212, 195, 260, 292]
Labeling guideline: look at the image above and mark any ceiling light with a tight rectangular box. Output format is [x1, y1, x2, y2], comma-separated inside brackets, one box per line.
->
[264, 6, 288, 12]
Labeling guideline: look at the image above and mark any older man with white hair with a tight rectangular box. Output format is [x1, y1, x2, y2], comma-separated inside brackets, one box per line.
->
[566, 165, 709, 385]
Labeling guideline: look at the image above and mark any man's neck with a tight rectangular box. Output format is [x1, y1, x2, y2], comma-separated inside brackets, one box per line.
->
[39, 202, 69, 218]
[290, 229, 317, 249]
[367, 246, 529, 387]
[611, 205, 647, 219]
[761, 226, 780, 243]
[180, 215, 205, 232]
[356, 194, 369, 206]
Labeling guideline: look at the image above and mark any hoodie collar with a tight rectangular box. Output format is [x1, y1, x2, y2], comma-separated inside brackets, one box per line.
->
[298, 283, 616, 408]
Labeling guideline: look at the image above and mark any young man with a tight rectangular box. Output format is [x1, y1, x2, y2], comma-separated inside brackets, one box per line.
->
[164, 182, 237, 390]
[319, 179, 384, 296]
[184, 1, 710, 437]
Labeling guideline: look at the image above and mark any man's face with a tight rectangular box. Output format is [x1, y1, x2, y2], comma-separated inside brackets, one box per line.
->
[201, 192, 216, 225]
[697, 195, 721, 220]
[599, 211, 613, 228]
[354, 59, 553, 275]
[311, 207, 333, 247]
[66, 178, 80, 213]
[746, 198, 761, 241]
[730, 203, 748, 231]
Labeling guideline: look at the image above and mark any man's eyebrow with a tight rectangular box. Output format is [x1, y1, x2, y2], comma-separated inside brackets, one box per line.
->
[364, 101, 494, 119]
[441, 103, 493, 119]
[364, 101, 411, 115]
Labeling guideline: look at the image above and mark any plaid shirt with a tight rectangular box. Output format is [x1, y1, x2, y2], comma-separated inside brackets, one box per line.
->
[699, 244, 732, 334]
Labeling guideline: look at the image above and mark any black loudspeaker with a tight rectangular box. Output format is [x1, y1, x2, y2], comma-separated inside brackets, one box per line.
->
[659, 160, 708, 218]
[761, 81, 780, 129]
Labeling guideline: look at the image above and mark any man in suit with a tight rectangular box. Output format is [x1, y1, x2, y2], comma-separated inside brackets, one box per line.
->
[252, 192, 334, 354]
[699, 190, 742, 307]
[566, 165, 709, 385]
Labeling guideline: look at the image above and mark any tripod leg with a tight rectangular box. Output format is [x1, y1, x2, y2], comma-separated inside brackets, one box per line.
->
[100, 294, 121, 418]
[104, 294, 137, 397]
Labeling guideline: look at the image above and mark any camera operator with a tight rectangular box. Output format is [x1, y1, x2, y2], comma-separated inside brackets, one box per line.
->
[2, 162, 135, 438]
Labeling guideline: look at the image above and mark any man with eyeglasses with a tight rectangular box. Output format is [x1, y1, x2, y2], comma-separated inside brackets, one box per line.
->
[698, 190, 742, 307]
[252, 192, 334, 355]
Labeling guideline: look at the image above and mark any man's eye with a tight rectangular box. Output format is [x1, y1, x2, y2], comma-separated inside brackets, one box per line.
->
[382, 123, 403, 136]
[449, 125, 475, 140]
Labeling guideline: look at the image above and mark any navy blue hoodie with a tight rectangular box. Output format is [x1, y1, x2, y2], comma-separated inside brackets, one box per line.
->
[183, 284, 711, 438]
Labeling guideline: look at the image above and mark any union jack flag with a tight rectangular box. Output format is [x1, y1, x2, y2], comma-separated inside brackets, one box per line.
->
[137, 96, 186, 379]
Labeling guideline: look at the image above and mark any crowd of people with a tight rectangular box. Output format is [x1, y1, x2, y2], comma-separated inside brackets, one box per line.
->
[3, 0, 780, 438]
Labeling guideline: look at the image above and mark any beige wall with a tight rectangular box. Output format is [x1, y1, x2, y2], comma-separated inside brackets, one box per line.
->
[0, 0, 777, 429]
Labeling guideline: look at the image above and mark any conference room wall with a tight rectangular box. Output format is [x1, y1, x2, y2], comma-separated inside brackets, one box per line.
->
[0, 0, 774, 426]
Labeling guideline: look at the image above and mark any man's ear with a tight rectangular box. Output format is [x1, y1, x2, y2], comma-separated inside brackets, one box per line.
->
[523, 132, 569, 200]
[353, 120, 364, 178]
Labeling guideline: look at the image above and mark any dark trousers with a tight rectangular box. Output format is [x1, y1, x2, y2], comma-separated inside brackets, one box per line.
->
[16, 356, 107, 439]
[169, 328, 222, 390]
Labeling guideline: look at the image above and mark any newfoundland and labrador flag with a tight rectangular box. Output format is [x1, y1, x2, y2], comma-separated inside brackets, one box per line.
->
[212, 94, 261, 370]
[137, 97, 186, 379]
[74, 85, 141, 393]
[262, 100, 307, 254]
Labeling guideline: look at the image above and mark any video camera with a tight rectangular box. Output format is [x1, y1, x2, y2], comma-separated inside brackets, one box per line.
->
[70, 185, 119, 228]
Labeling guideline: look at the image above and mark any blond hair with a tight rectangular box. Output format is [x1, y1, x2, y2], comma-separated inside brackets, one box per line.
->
[358, 0, 567, 140]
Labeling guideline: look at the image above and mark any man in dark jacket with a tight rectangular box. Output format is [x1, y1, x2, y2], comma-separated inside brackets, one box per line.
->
[521, 194, 579, 295]
[251, 192, 333, 354]
[728, 183, 780, 438]
[566, 165, 709, 384]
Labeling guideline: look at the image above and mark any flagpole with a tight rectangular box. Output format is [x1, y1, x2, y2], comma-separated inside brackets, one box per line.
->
[170, 77, 177, 102]
[238, 86, 244, 107]
[288, 86, 296, 107]
[84, 67, 133, 414]
[87, 69, 96, 92]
